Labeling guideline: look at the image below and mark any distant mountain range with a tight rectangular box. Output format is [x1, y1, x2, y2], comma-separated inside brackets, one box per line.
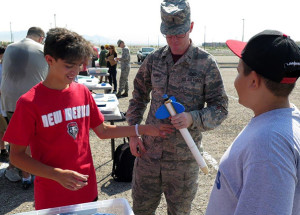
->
[0, 31, 117, 45]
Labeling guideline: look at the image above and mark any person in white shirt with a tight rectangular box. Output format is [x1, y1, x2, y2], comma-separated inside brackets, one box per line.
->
[1, 27, 48, 189]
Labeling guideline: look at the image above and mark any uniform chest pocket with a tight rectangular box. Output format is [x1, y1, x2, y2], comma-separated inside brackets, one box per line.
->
[180, 74, 205, 96]
[151, 72, 168, 90]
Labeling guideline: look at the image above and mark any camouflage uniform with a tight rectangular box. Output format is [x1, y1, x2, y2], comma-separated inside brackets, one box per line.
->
[126, 42, 228, 215]
[117, 46, 131, 94]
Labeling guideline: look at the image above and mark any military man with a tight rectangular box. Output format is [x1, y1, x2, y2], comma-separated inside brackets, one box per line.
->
[126, 0, 228, 214]
[115, 39, 131, 98]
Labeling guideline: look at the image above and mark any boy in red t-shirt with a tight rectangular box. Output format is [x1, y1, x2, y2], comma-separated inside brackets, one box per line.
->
[3, 28, 173, 210]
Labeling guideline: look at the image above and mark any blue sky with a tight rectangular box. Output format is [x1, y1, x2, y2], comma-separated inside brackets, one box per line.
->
[2, 0, 300, 45]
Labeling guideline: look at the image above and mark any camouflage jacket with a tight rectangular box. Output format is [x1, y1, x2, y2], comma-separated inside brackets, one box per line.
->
[119, 46, 131, 69]
[126, 42, 228, 161]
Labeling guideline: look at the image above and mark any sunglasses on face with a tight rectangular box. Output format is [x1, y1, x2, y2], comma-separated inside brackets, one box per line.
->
[163, 32, 187, 39]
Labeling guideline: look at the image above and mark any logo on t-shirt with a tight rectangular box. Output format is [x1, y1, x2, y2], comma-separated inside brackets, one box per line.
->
[67, 122, 79, 139]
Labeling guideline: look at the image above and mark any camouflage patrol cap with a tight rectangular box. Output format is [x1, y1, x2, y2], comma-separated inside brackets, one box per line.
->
[160, 0, 191, 35]
[117, 39, 124, 47]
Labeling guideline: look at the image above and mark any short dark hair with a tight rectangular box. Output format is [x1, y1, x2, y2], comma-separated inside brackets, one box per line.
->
[44, 28, 93, 63]
[101, 45, 104, 50]
[27, 27, 45, 38]
[0, 46, 5, 55]
[242, 60, 295, 97]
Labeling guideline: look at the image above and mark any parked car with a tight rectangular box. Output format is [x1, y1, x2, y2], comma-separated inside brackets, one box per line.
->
[137, 47, 155, 62]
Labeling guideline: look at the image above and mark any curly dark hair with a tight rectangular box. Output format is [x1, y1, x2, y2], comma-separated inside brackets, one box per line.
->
[44, 28, 93, 63]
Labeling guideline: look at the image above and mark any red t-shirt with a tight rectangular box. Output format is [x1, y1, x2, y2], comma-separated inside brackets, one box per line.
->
[3, 82, 104, 210]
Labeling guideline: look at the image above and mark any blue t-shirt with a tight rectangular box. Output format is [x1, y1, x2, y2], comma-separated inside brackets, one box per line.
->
[206, 106, 300, 215]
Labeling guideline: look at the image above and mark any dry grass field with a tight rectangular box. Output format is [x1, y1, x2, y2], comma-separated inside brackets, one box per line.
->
[1, 52, 299, 215]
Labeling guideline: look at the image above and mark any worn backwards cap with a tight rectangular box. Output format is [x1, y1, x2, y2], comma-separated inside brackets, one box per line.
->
[226, 30, 300, 84]
[117, 39, 124, 47]
[160, 0, 191, 35]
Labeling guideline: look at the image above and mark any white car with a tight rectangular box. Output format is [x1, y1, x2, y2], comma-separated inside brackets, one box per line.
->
[137, 47, 155, 62]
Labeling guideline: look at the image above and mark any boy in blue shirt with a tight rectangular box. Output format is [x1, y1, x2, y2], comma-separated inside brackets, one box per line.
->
[206, 30, 300, 215]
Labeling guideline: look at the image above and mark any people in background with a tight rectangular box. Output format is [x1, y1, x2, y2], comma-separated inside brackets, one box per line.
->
[99, 45, 108, 83]
[0, 46, 8, 162]
[91, 46, 99, 67]
[105, 45, 118, 93]
[1, 27, 48, 189]
[115, 39, 131, 98]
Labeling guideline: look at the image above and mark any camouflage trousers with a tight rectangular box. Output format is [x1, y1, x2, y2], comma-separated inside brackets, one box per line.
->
[118, 66, 130, 93]
[132, 157, 199, 215]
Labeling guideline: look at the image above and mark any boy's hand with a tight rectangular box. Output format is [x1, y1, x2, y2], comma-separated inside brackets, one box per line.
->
[54, 169, 89, 191]
[144, 124, 174, 137]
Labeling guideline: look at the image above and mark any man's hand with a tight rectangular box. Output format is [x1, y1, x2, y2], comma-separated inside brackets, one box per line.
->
[54, 169, 89, 191]
[170, 112, 193, 129]
[129, 136, 145, 157]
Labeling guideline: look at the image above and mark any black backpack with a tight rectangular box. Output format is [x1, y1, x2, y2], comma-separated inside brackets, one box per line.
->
[111, 138, 136, 182]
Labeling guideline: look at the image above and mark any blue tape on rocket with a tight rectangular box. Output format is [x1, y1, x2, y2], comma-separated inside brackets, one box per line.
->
[155, 96, 185, 119]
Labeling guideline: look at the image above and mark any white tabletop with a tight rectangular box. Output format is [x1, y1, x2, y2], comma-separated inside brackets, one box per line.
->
[103, 107, 123, 121]
[87, 83, 112, 91]
[92, 94, 123, 121]
[76, 76, 112, 91]
[88, 67, 110, 77]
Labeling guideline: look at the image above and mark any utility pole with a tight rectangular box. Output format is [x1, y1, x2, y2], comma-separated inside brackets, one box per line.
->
[242, 18, 245, 42]
[54, 14, 57, 27]
[10, 22, 13, 43]
[203, 26, 206, 50]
